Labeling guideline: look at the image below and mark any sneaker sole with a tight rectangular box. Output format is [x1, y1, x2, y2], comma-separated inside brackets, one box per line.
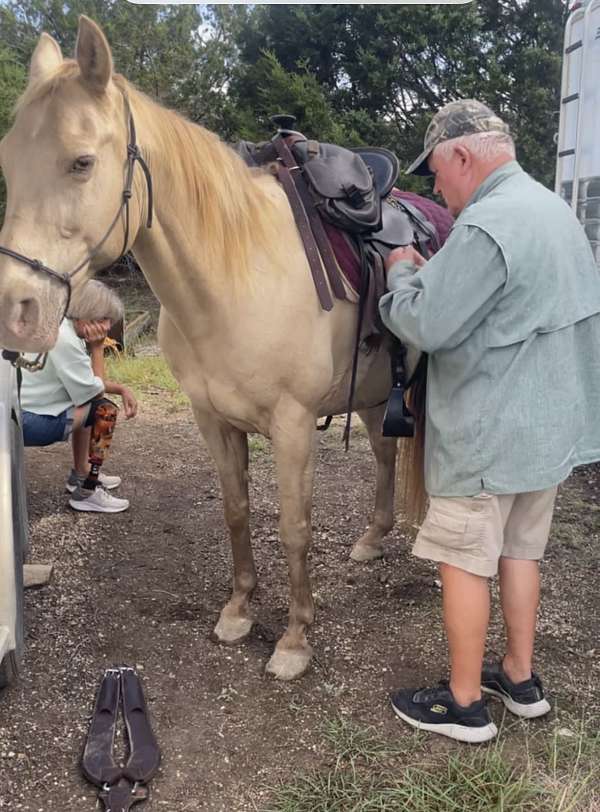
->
[481, 686, 551, 718]
[69, 499, 129, 513]
[390, 702, 498, 743]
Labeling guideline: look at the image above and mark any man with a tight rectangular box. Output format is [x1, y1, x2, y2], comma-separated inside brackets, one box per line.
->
[379, 100, 600, 743]
[21, 280, 137, 514]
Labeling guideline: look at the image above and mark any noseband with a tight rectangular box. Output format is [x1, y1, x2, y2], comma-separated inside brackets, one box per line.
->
[0, 94, 153, 334]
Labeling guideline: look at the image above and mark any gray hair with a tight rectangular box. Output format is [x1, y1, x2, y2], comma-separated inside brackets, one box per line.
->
[433, 131, 516, 162]
[67, 279, 124, 323]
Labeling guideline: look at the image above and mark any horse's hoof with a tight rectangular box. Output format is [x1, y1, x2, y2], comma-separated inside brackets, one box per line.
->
[212, 614, 253, 645]
[350, 542, 383, 562]
[265, 646, 312, 681]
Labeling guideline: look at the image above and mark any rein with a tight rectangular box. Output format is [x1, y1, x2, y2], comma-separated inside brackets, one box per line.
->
[0, 93, 153, 368]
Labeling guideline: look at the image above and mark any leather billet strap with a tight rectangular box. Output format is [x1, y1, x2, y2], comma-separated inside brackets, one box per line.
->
[342, 235, 373, 450]
[273, 137, 333, 311]
[278, 137, 348, 302]
[0, 93, 153, 323]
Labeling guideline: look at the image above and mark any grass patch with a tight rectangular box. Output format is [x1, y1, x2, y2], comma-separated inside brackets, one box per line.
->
[322, 717, 407, 766]
[266, 717, 600, 812]
[106, 352, 189, 410]
[249, 435, 269, 456]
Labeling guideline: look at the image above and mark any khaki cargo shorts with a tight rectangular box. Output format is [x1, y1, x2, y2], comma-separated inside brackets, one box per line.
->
[413, 488, 558, 577]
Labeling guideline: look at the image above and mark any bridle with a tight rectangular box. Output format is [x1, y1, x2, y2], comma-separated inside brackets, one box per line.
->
[0, 94, 153, 370]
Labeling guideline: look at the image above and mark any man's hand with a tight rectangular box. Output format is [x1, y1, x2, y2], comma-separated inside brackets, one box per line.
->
[385, 245, 427, 272]
[75, 318, 112, 345]
[120, 386, 138, 419]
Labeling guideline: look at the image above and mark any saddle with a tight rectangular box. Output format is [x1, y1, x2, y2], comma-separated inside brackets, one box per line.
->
[237, 115, 439, 282]
[236, 115, 441, 440]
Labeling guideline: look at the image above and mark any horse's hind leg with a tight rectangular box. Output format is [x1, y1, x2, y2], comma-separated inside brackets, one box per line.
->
[192, 409, 257, 644]
[350, 404, 398, 562]
[266, 403, 316, 680]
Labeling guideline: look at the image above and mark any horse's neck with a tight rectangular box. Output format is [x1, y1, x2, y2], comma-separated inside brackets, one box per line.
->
[129, 102, 237, 330]
[129, 96, 284, 339]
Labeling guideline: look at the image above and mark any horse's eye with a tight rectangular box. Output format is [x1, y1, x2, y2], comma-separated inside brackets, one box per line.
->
[71, 155, 95, 174]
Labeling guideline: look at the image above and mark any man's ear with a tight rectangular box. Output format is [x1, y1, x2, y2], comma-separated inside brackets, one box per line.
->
[454, 145, 472, 174]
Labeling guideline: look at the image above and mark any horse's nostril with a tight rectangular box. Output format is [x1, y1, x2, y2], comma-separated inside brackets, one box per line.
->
[10, 296, 40, 336]
[16, 297, 36, 323]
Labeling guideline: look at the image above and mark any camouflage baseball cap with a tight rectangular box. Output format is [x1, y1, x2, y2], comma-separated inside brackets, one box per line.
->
[406, 99, 511, 176]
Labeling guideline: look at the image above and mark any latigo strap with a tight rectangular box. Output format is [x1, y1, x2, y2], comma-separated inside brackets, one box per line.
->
[82, 667, 160, 812]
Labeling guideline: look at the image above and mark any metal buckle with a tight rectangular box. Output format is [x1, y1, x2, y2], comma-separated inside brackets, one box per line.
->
[99, 778, 148, 812]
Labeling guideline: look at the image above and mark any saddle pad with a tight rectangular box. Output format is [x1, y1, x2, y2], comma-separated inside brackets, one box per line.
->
[324, 191, 452, 296]
[392, 190, 453, 247]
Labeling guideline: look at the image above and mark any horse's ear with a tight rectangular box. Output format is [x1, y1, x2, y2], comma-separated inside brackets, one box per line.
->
[29, 33, 63, 85]
[75, 16, 113, 93]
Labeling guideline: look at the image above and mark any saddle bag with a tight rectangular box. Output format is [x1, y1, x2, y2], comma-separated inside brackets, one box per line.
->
[290, 140, 382, 234]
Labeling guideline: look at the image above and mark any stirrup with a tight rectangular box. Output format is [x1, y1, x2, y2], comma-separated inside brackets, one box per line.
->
[382, 385, 414, 437]
[382, 340, 415, 438]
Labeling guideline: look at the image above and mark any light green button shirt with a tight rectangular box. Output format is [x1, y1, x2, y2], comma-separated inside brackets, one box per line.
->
[379, 161, 600, 496]
[20, 320, 104, 416]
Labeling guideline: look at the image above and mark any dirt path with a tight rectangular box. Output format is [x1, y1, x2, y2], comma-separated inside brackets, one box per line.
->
[1, 397, 599, 810]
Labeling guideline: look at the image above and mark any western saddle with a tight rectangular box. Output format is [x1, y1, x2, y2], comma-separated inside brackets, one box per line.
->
[236, 115, 441, 440]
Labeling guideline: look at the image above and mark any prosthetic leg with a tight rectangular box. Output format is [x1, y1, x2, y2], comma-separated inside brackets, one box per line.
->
[82, 398, 118, 492]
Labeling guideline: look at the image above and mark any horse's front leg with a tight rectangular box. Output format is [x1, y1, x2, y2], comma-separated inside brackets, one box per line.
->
[192, 409, 257, 644]
[266, 403, 316, 680]
[350, 404, 398, 561]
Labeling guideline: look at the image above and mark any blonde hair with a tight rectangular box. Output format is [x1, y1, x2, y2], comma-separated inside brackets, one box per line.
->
[434, 131, 516, 162]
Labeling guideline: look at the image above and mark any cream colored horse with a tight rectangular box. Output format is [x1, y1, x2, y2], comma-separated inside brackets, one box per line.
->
[0, 18, 421, 680]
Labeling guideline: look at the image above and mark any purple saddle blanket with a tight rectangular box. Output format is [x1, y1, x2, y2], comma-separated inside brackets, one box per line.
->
[324, 189, 453, 295]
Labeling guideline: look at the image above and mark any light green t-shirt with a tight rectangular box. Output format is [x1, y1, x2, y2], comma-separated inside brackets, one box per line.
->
[20, 320, 104, 416]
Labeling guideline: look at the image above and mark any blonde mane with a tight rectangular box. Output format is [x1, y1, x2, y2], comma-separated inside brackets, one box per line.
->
[14, 63, 283, 284]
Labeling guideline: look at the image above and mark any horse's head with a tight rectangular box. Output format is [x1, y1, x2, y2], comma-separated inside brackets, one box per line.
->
[0, 17, 143, 352]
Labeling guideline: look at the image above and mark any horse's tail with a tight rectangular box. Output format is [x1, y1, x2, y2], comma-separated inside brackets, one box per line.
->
[395, 357, 428, 525]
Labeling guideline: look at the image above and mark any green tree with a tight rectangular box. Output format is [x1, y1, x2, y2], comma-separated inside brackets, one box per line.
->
[227, 2, 567, 188]
[0, 1, 569, 191]
[0, 43, 27, 219]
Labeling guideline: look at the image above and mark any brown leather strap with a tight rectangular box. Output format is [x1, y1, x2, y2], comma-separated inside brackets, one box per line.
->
[275, 137, 348, 302]
[274, 141, 333, 311]
[343, 235, 372, 450]
[276, 163, 333, 311]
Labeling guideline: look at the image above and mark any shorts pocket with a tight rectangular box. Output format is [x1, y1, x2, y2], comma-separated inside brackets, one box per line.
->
[418, 501, 486, 557]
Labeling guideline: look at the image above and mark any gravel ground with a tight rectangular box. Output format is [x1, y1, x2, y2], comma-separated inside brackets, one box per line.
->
[0, 400, 598, 810]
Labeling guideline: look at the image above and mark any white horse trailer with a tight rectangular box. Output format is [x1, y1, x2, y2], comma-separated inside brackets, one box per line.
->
[0, 357, 27, 688]
[556, 0, 600, 266]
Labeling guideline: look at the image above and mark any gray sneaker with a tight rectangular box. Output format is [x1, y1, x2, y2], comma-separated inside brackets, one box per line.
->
[69, 486, 129, 513]
[66, 469, 122, 494]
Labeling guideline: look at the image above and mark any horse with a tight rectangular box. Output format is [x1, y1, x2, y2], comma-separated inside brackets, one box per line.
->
[0, 17, 450, 680]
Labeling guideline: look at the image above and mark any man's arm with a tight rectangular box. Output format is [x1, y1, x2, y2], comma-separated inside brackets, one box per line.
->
[379, 225, 508, 353]
[87, 335, 138, 419]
